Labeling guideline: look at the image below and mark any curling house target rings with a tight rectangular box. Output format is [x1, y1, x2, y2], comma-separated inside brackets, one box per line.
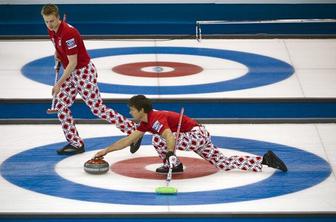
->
[21, 47, 294, 95]
[111, 156, 219, 180]
[0, 135, 330, 205]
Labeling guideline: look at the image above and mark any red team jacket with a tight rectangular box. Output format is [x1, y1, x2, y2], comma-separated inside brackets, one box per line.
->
[48, 21, 90, 69]
[137, 110, 198, 135]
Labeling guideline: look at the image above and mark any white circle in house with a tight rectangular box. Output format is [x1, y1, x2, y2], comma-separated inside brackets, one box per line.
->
[141, 66, 175, 73]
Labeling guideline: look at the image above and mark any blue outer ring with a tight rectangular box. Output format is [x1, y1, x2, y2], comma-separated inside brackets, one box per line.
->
[21, 47, 294, 95]
[0, 135, 330, 205]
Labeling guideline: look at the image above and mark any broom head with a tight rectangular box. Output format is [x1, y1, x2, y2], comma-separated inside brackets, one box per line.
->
[155, 186, 177, 195]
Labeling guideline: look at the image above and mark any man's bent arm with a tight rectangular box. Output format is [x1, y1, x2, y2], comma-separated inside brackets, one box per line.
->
[95, 130, 144, 157]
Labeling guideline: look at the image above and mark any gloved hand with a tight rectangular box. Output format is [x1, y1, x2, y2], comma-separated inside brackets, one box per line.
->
[165, 151, 177, 167]
[94, 149, 107, 159]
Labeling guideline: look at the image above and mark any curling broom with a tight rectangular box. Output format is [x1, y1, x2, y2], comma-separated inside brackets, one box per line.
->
[155, 107, 184, 195]
[47, 13, 66, 114]
[46, 60, 61, 114]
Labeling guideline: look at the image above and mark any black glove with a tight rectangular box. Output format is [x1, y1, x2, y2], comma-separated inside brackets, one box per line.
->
[165, 151, 176, 166]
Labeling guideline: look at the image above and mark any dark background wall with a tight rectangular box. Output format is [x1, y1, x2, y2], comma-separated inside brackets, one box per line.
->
[0, 3, 336, 37]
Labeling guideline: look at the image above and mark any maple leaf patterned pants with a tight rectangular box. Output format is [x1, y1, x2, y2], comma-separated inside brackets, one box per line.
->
[152, 125, 263, 172]
[55, 61, 136, 147]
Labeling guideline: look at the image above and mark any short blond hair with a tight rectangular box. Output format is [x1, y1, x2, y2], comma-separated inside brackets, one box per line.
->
[41, 4, 59, 17]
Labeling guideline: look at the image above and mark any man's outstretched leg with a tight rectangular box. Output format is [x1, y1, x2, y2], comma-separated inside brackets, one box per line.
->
[78, 62, 142, 153]
[182, 126, 287, 172]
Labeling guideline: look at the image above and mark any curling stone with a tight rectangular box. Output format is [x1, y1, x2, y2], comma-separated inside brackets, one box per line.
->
[84, 157, 109, 174]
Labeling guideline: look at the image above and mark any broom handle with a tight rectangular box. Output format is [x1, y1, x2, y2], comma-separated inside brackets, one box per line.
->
[166, 107, 184, 184]
[50, 63, 60, 110]
[173, 107, 184, 154]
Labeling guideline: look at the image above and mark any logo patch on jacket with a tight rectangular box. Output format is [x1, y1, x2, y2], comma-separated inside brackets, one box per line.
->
[66, 38, 77, 49]
[152, 120, 163, 133]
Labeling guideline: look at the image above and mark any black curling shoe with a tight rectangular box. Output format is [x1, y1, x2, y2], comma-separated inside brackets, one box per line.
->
[130, 136, 143, 154]
[57, 143, 85, 155]
[156, 163, 184, 174]
[262, 150, 288, 172]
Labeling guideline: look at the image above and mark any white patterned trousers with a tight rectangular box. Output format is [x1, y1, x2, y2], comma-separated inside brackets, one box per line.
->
[152, 125, 263, 172]
[55, 61, 136, 147]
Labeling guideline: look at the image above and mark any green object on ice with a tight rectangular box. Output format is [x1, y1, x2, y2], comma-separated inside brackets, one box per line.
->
[155, 186, 177, 195]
